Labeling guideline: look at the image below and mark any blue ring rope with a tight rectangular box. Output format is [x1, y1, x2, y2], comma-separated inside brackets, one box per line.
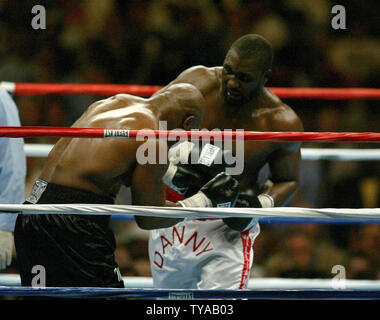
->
[110, 215, 380, 224]
[0, 287, 379, 299]
[258, 217, 380, 224]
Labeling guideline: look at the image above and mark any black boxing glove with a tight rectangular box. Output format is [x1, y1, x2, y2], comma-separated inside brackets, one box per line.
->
[223, 188, 274, 231]
[235, 189, 275, 208]
[164, 141, 234, 196]
[178, 172, 239, 208]
[163, 162, 204, 195]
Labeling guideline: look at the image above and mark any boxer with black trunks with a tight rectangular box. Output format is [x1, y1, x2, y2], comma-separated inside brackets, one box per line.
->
[14, 83, 240, 288]
[149, 34, 304, 289]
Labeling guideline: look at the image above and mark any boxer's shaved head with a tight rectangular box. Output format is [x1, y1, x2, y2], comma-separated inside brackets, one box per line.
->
[165, 84, 204, 113]
[152, 83, 205, 130]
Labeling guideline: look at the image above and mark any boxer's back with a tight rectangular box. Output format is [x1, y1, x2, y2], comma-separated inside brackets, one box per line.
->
[40, 94, 158, 197]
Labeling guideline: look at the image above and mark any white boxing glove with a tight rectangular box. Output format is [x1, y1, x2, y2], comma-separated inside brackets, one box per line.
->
[0, 230, 13, 270]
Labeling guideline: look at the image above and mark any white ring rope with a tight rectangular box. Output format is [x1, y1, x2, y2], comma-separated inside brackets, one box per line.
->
[301, 148, 380, 161]
[24, 144, 53, 157]
[0, 81, 15, 93]
[23, 144, 380, 161]
[1, 274, 380, 290]
[1, 204, 380, 220]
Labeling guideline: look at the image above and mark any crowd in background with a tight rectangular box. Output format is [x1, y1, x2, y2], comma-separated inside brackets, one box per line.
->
[1, 0, 380, 280]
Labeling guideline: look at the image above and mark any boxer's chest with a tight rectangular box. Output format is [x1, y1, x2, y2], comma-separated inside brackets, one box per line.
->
[201, 93, 276, 171]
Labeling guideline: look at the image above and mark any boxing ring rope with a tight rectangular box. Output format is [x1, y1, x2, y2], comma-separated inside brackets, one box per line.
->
[23, 143, 380, 161]
[3, 274, 380, 290]
[2, 126, 380, 142]
[0, 286, 379, 299]
[1, 204, 380, 224]
[2, 81, 380, 99]
[2, 272, 380, 298]
[1, 203, 379, 225]
[1, 269, 380, 299]
[2, 286, 380, 299]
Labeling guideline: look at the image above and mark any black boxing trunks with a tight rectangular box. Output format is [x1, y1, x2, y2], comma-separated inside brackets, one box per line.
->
[14, 179, 124, 288]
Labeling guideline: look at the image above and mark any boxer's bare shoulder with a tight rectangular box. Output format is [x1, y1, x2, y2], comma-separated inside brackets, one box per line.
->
[257, 88, 303, 133]
[85, 94, 145, 115]
[76, 94, 158, 132]
[172, 65, 220, 95]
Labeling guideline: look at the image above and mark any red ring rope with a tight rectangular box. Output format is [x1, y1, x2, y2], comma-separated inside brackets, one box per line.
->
[1, 82, 380, 99]
[12, 83, 162, 97]
[1, 127, 380, 142]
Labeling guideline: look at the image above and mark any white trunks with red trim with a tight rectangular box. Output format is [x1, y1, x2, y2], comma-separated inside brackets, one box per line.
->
[148, 188, 260, 289]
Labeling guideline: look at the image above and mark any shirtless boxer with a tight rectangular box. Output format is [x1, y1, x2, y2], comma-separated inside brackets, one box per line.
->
[149, 34, 304, 289]
[14, 83, 240, 288]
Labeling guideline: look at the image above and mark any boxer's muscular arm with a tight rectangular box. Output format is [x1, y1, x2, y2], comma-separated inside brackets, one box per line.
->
[264, 109, 303, 207]
[223, 107, 303, 231]
[265, 143, 301, 206]
[132, 162, 184, 230]
[130, 137, 183, 230]
[224, 146, 301, 231]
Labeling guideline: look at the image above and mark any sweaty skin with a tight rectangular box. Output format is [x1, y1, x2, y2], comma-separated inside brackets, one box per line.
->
[155, 51, 304, 230]
[39, 84, 205, 229]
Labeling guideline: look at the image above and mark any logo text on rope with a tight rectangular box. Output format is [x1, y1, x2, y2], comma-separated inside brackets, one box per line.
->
[104, 129, 130, 138]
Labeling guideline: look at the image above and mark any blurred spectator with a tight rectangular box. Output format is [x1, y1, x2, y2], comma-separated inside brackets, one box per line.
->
[346, 251, 377, 279]
[264, 229, 343, 278]
[131, 256, 152, 277]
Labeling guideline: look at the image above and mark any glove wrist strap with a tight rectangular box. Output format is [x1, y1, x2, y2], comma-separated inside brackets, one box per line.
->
[258, 193, 275, 208]
[163, 163, 187, 194]
[178, 191, 212, 208]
